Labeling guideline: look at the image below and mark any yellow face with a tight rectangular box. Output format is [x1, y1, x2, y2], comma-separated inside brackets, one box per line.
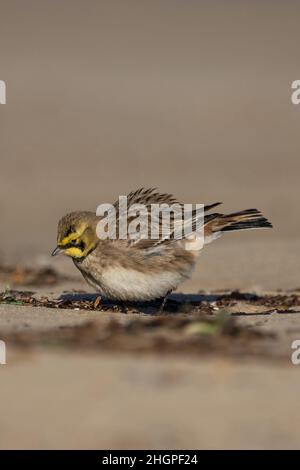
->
[52, 218, 98, 259]
[60, 222, 88, 258]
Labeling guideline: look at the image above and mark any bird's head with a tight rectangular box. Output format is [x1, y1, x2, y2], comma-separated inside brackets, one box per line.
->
[52, 211, 99, 259]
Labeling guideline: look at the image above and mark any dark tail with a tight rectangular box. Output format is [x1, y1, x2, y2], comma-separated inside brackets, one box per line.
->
[220, 209, 272, 232]
[204, 208, 272, 236]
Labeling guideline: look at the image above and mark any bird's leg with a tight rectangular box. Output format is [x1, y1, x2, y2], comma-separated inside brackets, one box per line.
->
[158, 290, 172, 313]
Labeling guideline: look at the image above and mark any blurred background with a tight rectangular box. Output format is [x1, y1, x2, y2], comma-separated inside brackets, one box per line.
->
[0, 0, 299, 290]
[2, 0, 300, 451]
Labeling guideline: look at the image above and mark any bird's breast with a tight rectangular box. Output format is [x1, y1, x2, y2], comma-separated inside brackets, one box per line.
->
[98, 266, 188, 301]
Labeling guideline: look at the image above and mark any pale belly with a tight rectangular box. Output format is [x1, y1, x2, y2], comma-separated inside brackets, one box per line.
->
[79, 265, 192, 301]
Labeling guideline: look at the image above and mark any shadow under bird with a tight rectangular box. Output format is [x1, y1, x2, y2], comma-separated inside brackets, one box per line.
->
[52, 188, 272, 304]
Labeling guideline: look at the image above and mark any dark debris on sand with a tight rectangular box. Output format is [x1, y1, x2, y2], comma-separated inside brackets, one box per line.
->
[0, 289, 300, 315]
[0, 307, 277, 360]
[1, 288, 298, 361]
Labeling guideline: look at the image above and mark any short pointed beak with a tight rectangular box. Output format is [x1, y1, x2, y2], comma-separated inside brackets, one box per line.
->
[51, 246, 64, 256]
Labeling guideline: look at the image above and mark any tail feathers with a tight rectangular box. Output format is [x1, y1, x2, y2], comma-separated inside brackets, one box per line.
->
[204, 208, 272, 238]
[216, 209, 272, 233]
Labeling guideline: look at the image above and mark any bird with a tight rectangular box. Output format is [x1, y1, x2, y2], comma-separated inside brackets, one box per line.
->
[52, 188, 272, 304]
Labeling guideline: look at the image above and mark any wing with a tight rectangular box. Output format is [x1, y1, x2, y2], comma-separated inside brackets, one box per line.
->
[110, 188, 221, 251]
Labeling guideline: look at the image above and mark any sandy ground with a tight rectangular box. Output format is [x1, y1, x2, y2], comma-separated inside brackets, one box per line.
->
[2, 350, 300, 450]
[0, 0, 300, 450]
[0, 283, 300, 449]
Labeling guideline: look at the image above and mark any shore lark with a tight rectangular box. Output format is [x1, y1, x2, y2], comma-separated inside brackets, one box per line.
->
[52, 188, 272, 303]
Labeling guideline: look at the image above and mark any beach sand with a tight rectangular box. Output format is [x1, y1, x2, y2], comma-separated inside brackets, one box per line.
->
[0, 0, 300, 449]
